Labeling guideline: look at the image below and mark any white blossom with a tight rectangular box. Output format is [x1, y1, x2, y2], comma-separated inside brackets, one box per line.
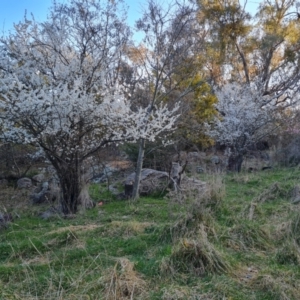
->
[206, 83, 274, 154]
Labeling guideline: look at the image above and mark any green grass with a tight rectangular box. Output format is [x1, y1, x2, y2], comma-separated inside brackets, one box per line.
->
[1, 167, 300, 299]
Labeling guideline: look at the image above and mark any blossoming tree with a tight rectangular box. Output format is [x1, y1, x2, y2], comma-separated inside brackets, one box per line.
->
[0, 0, 179, 214]
[206, 83, 274, 172]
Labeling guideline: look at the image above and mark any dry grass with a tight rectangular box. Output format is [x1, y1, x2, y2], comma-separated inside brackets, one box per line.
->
[165, 224, 230, 276]
[46, 224, 101, 235]
[252, 272, 299, 300]
[0, 187, 32, 210]
[2, 168, 300, 299]
[20, 255, 51, 266]
[107, 221, 154, 238]
[227, 222, 271, 251]
[165, 175, 225, 245]
[161, 285, 216, 300]
[253, 182, 286, 203]
[101, 258, 148, 300]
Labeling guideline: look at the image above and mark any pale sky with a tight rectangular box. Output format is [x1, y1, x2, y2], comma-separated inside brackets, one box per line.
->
[0, 0, 146, 36]
[0, 0, 259, 37]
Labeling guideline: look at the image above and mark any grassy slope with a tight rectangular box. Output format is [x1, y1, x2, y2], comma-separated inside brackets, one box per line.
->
[0, 168, 300, 299]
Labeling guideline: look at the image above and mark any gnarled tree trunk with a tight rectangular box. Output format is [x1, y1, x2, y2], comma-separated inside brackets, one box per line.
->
[58, 163, 81, 215]
[46, 152, 82, 215]
[227, 152, 244, 172]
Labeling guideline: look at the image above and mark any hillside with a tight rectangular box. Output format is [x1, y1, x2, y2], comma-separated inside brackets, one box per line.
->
[1, 167, 300, 299]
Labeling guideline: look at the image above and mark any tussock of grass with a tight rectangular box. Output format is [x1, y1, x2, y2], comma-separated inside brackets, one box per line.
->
[253, 272, 299, 300]
[101, 257, 147, 300]
[169, 210, 217, 242]
[167, 175, 224, 240]
[1, 168, 300, 299]
[226, 222, 271, 251]
[289, 213, 300, 245]
[166, 224, 230, 276]
[275, 240, 300, 265]
[253, 182, 287, 203]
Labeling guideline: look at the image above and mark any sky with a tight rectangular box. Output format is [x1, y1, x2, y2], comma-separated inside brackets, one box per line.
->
[0, 0, 259, 38]
[0, 0, 146, 36]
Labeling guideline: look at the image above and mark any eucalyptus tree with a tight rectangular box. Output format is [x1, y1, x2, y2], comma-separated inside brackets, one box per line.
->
[197, 0, 300, 99]
[196, 0, 300, 171]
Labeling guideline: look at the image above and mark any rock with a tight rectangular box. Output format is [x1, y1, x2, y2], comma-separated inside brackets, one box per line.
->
[32, 174, 45, 183]
[196, 166, 204, 173]
[0, 213, 13, 229]
[39, 207, 61, 220]
[31, 182, 49, 204]
[31, 180, 59, 204]
[90, 165, 119, 183]
[125, 168, 169, 196]
[211, 155, 220, 164]
[182, 177, 206, 192]
[108, 185, 119, 195]
[17, 177, 32, 189]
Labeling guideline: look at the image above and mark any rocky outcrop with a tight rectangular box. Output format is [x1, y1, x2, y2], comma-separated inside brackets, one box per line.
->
[17, 177, 32, 189]
[31, 180, 60, 204]
[125, 168, 169, 197]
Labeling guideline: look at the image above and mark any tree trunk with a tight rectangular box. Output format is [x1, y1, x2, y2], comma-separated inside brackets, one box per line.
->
[57, 162, 81, 215]
[227, 153, 244, 172]
[43, 150, 85, 215]
[132, 138, 146, 200]
[170, 162, 183, 191]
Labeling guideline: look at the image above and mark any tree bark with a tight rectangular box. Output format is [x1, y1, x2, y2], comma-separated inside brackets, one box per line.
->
[227, 153, 244, 173]
[132, 138, 146, 200]
[56, 161, 81, 215]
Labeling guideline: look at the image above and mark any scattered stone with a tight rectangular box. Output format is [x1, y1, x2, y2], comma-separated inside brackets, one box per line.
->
[0, 212, 13, 229]
[39, 207, 61, 220]
[181, 177, 206, 192]
[108, 185, 119, 195]
[211, 155, 220, 164]
[90, 165, 119, 183]
[31, 180, 60, 204]
[32, 174, 45, 183]
[17, 177, 32, 189]
[196, 166, 204, 173]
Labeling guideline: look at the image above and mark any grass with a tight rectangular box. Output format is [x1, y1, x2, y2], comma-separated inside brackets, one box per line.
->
[1, 167, 300, 299]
